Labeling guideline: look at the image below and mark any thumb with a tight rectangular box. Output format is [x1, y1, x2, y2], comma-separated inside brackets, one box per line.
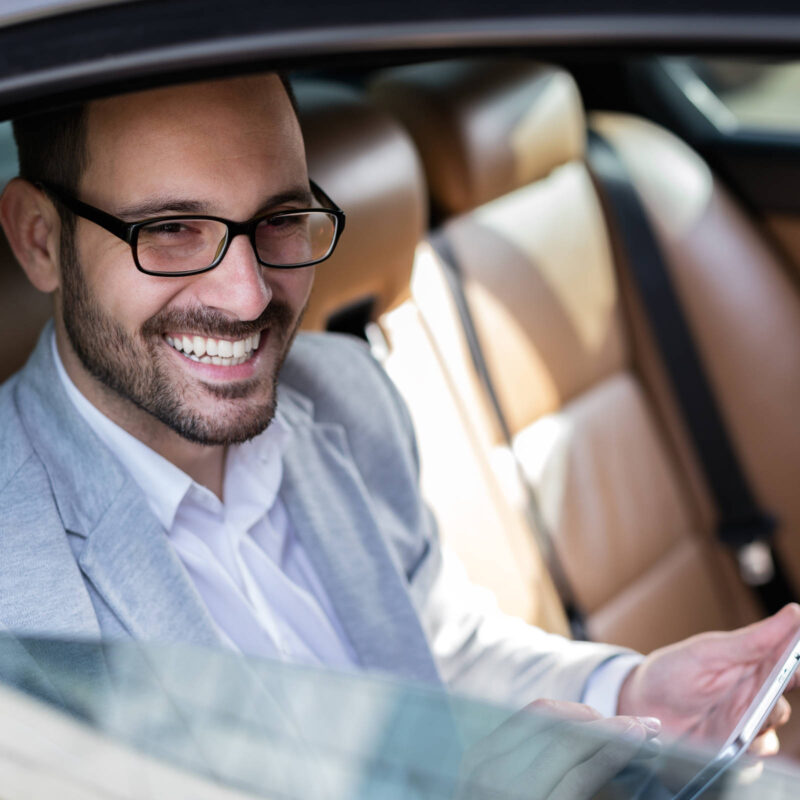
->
[716, 603, 800, 660]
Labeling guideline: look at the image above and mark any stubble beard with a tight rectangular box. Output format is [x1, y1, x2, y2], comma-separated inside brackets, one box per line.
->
[59, 227, 302, 446]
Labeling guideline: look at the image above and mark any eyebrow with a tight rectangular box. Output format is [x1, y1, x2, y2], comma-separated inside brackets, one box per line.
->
[115, 187, 315, 220]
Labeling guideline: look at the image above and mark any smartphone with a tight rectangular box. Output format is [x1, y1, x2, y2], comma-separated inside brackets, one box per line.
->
[671, 627, 800, 800]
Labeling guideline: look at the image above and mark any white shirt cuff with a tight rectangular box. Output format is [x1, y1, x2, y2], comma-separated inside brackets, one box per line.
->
[581, 653, 644, 717]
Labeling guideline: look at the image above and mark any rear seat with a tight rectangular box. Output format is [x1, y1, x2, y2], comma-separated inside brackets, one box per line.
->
[297, 79, 572, 636]
[367, 57, 800, 651]
[367, 58, 800, 649]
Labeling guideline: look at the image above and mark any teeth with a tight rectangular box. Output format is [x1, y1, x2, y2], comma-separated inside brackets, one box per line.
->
[165, 331, 262, 366]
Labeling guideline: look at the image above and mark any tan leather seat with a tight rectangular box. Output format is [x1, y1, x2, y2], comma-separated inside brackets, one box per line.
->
[0, 225, 51, 384]
[370, 59, 768, 652]
[297, 79, 570, 635]
[591, 111, 800, 605]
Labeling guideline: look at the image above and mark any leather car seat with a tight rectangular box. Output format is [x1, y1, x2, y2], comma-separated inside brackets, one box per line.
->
[0, 222, 51, 383]
[296, 79, 571, 636]
[370, 59, 766, 652]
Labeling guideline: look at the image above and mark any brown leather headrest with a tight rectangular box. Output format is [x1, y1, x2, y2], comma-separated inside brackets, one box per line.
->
[297, 81, 427, 332]
[370, 60, 586, 216]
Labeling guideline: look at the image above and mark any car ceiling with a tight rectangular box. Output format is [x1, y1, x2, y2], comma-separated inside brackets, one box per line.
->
[0, 0, 798, 120]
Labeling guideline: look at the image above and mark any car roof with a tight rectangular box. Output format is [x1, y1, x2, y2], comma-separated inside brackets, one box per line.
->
[0, 0, 798, 120]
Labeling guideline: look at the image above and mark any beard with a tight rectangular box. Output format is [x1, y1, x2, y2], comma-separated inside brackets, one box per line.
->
[59, 229, 301, 446]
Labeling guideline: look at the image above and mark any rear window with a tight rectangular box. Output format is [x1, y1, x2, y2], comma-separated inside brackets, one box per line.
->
[662, 57, 800, 135]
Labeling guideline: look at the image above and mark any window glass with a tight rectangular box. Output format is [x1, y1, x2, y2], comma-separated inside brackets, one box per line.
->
[0, 120, 17, 188]
[662, 57, 800, 134]
[2, 636, 800, 799]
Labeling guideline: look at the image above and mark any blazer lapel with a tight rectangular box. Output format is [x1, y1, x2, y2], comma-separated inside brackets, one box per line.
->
[0, 460, 101, 639]
[76, 485, 223, 647]
[11, 324, 223, 647]
[278, 393, 441, 686]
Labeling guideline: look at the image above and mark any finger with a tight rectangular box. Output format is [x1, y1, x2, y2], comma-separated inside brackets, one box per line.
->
[520, 717, 648, 800]
[522, 698, 603, 722]
[548, 725, 649, 800]
[517, 716, 648, 799]
[749, 728, 780, 757]
[467, 700, 602, 765]
[762, 696, 791, 733]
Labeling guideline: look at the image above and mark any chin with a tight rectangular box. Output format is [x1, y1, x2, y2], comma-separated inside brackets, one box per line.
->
[159, 403, 276, 446]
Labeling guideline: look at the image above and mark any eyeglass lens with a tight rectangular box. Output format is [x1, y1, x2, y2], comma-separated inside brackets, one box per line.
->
[135, 211, 338, 273]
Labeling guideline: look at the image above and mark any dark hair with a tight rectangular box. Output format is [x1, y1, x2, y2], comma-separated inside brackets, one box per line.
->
[12, 73, 297, 196]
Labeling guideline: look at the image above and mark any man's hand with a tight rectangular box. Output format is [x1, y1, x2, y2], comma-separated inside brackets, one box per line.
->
[455, 700, 660, 800]
[617, 603, 800, 755]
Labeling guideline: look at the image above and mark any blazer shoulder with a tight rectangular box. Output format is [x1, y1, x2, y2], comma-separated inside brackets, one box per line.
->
[280, 332, 434, 577]
[280, 332, 415, 446]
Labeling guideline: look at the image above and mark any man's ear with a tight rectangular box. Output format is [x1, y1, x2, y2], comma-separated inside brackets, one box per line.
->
[0, 178, 62, 293]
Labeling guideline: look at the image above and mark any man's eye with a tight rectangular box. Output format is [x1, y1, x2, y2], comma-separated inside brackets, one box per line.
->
[149, 221, 193, 236]
[264, 215, 304, 230]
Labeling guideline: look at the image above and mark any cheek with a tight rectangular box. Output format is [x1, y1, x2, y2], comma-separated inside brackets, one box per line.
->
[77, 235, 184, 332]
[278, 267, 315, 312]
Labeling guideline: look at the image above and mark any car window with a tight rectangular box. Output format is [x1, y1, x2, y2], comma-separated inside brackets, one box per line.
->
[1, 635, 800, 800]
[661, 57, 800, 135]
[0, 120, 17, 188]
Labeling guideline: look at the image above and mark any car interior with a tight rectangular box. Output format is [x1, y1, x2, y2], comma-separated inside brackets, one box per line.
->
[296, 56, 800, 752]
[3, 49, 800, 756]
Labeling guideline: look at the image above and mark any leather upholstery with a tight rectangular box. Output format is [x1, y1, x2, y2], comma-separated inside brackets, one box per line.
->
[297, 80, 571, 635]
[592, 111, 800, 606]
[372, 60, 768, 653]
[297, 81, 427, 332]
[0, 222, 51, 384]
[370, 60, 586, 216]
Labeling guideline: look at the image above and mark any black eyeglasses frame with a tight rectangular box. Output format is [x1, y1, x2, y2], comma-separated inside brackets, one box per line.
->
[37, 180, 346, 277]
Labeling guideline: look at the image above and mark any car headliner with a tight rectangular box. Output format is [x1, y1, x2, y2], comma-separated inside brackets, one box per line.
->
[0, 0, 798, 121]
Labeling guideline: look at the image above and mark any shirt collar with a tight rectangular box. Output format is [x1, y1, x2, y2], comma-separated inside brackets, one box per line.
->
[51, 331, 291, 532]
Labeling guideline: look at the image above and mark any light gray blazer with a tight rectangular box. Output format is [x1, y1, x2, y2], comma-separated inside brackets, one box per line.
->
[0, 323, 626, 707]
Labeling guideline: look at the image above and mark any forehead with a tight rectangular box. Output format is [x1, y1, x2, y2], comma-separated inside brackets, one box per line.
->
[79, 74, 304, 203]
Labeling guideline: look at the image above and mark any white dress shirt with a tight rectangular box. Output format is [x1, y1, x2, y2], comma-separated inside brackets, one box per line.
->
[53, 334, 638, 712]
[52, 334, 357, 669]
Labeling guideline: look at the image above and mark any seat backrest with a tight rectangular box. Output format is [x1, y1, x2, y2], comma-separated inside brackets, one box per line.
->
[371, 59, 762, 652]
[296, 79, 570, 635]
[0, 213, 51, 384]
[591, 111, 800, 607]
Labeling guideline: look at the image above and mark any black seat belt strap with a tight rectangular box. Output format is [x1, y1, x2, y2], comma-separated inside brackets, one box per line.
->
[587, 130, 797, 615]
[429, 230, 591, 640]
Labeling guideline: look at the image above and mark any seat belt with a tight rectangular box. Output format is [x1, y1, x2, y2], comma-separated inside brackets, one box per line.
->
[587, 130, 797, 615]
[429, 230, 591, 640]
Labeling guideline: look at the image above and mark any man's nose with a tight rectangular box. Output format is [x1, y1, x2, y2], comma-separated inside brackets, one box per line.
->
[196, 234, 272, 321]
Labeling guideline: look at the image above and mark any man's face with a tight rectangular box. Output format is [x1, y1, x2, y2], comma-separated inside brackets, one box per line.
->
[56, 75, 314, 445]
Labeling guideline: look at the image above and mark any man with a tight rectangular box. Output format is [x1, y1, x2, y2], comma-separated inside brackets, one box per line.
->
[0, 72, 798, 796]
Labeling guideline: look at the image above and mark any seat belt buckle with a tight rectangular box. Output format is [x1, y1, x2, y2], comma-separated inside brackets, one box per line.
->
[736, 541, 776, 587]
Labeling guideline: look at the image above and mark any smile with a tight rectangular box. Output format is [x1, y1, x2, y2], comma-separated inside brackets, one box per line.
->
[164, 331, 261, 366]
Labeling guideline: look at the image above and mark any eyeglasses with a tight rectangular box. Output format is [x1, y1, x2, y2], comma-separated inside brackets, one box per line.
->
[38, 180, 346, 277]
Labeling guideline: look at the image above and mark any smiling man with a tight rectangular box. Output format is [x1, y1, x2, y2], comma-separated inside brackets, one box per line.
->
[11, 76, 317, 496]
[1, 72, 799, 798]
